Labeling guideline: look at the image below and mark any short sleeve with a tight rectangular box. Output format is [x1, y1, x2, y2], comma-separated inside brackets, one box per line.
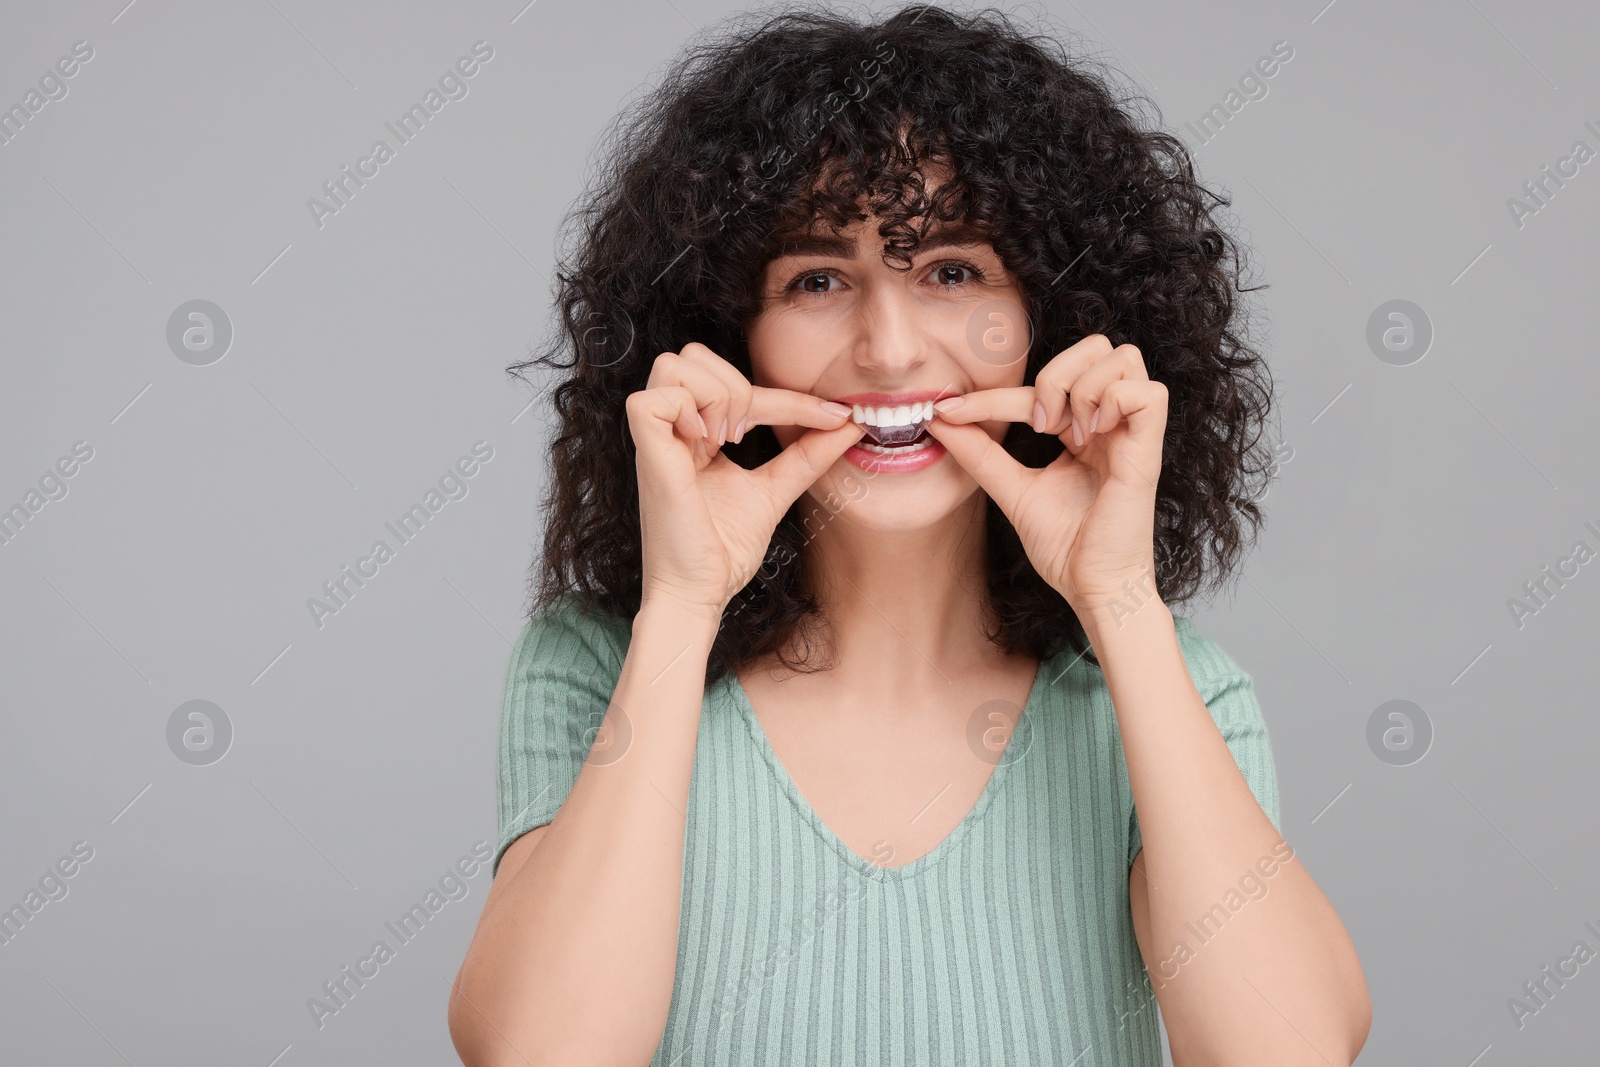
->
[494, 594, 631, 876]
[1126, 616, 1280, 867]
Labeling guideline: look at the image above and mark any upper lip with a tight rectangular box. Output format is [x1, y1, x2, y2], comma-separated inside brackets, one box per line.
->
[829, 388, 961, 406]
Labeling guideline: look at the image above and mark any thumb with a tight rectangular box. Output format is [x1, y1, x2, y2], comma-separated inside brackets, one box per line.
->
[922, 418, 1032, 516]
[753, 419, 867, 514]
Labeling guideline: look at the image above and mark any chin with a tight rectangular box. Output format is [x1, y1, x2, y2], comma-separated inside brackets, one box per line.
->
[804, 456, 981, 532]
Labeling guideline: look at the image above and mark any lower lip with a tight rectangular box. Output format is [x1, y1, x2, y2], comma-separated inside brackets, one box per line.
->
[844, 433, 947, 474]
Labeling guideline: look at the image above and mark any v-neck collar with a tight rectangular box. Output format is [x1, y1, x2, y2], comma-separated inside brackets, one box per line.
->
[724, 651, 1057, 882]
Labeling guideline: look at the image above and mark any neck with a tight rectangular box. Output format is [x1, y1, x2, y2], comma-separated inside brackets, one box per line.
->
[799, 490, 998, 676]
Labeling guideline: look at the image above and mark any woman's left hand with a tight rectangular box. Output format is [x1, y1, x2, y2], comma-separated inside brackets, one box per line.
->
[922, 333, 1167, 627]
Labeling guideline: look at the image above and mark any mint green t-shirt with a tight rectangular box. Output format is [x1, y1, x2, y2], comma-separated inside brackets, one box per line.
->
[495, 594, 1279, 1066]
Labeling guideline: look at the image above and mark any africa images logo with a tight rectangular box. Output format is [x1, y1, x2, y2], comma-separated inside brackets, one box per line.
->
[306, 441, 494, 629]
[306, 41, 495, 229]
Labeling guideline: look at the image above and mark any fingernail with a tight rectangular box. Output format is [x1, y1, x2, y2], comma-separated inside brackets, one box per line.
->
[696, 412, 709, 438]
[1031, 400, 1046, 432]
[1072, 418, 1084, 448]
[718, 417, 728, 445]
[934, 396, 964, 413]
[820, 400, 852, 417]
[1088, 408, 1100, 434]
[733, 418, 747, 442]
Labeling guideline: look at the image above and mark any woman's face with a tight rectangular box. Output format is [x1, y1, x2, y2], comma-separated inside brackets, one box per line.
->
[745, 211, 1031, 533]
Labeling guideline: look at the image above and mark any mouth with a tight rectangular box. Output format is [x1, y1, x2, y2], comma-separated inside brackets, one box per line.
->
[831, 390, 956, 450]
[852, 401, 933, 450]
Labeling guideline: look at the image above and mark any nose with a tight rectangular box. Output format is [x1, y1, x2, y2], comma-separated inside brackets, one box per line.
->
[850, 282, 930, 374]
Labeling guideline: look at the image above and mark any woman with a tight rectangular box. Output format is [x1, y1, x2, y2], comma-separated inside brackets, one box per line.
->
[450, 6, 1369, 1065]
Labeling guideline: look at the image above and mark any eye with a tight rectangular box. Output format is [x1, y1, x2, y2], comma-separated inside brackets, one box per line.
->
[784, 269, 844, 298]
[926, 260, 986, 287]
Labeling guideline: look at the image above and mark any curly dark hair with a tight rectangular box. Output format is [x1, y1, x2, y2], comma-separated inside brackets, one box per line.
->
[509, 2, 1279, 683]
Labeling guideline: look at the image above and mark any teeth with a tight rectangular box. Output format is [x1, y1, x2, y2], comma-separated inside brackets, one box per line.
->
[850, 400, 934, 426]
[849, 400, 936, 445]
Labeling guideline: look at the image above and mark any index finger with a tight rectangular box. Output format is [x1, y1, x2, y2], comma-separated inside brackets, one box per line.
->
[746, 385, 856, 431]
[931, 386, 1036, 426]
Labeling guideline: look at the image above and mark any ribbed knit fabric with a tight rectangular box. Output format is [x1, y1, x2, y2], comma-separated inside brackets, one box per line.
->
[495, 593, 1280, 1066]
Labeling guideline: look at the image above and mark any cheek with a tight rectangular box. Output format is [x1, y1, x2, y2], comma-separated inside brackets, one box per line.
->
[958, 297, 1031, 379]
[746, 314, 830, 393]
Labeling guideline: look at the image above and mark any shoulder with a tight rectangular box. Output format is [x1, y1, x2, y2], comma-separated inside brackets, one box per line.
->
[509, 592, 632, 669]
[1172, 614, 1280, 827]
[1168, 615, 1274, 757]
[1053, 615, 1254, 698]
[499, 594, 634, 737]
[1170, 614, 1276, 813]
[1171, 614, 1254, 702]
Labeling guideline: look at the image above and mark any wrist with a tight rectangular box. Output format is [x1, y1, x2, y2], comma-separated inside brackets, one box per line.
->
[636, 593, 725, 638]
[1066, 563, 1162, 637]
[1078, 591, 1173, 653]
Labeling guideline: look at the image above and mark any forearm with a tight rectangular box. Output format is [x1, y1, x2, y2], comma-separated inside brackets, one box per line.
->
[452, 599, 719, 1067]
[1085, 600, 1369, 1066]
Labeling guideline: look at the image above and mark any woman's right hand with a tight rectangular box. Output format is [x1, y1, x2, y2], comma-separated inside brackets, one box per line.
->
[627, 343, 865, 621]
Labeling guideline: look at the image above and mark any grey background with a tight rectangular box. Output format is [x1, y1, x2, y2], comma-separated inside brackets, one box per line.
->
[1, 0, 1595, 1063]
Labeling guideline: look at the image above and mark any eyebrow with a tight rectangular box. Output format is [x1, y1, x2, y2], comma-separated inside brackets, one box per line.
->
[767, 222, 994, 261]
